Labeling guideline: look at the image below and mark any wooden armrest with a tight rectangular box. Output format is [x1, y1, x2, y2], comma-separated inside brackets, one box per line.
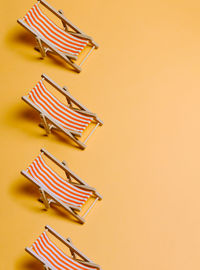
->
[41, 148, 101, 198]
[40, 0, 84, 34]
[39, 0, 99, 48]
[72, 183, 102, 200]
[40, 148, 88, 186]
[41, 74, 103, 124]
[41, 74, 91, 112]
[72, 183, 96, 192]
[45, 226, 92, 262]
[40, 148, 69, 172]
[73, 108, 103, 125]
[72, 108, 96, 117]
[68, 31, 99, 48]
[68, 31, 92, 40]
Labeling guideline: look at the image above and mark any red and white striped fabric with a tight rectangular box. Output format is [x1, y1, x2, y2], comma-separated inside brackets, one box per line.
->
[31, 231, 97, 270]
[28, 80, 92, 133]
[24, 3, 88, 56]
[27, 153, 92, 208]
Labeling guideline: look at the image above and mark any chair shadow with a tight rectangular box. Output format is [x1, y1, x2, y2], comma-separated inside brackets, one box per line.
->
[4, 104, 82, 150]
[10, 177, 81, 224]
[11, 178, 39, 198]
[16, 255, 43, 270]
[5, 26, 76, 72]
[9, 177, 41, 213]
[11, 29, 35, 46]
[3, 104, 41, 137]
[17, 106, 40, 123]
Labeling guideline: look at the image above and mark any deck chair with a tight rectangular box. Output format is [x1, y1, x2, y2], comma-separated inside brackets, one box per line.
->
[22, 74, 103, 149]
[26, 225, 102, 270]
[21, 148, 102, 224]
[17, 0, 99, 72]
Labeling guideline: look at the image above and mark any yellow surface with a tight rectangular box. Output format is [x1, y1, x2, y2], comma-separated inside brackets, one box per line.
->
[1, 0, 200, 269]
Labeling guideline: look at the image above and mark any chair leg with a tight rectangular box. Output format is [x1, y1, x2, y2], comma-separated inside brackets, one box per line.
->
[35, 40, 81, 72]
[62, 161, 72, 181]
[35, 46, 52, 55]
[39, 188, 50, 210]
[62, 56, 81, 73]
[69, 61, 82, 73]
[67, 132, 86, 150]
[67, 238, 76, 259]
[64, 205, 85, 224]
[39, 196, 55, 205]
[40, 114, 50, 135]
[35, 36, 46, 59]
[58, 9, 68, 31]
[40, 114, 85, 149]
[39, 121, 55, 132]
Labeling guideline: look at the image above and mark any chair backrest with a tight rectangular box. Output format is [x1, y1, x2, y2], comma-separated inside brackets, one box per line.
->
[23, 3, 88, 55]
[31, 231, 96, 270]
[27, 79, 92, 133]
[26, 153, 91, 207]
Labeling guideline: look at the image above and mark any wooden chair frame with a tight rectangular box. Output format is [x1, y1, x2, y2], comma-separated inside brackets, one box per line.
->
[17, 0, 99, 72]
[26, 225, 102, 270]
[22, 74, 103, 149]
[21, 148, 102, 224]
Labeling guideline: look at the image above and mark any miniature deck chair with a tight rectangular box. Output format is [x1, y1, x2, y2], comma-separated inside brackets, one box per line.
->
[21, 148, 102, 224]
[26, 225, 102, 270]
[22, 74, 103, 149]
[17, 0, 99, 72]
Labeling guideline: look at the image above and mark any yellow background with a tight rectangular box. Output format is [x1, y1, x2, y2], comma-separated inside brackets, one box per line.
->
[1, 0, 200, 269]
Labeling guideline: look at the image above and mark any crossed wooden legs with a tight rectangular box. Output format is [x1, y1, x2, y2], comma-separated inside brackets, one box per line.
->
[34, 36, 81, 72]
[39, 113, 86, 150]
[38, 187, 85, 224]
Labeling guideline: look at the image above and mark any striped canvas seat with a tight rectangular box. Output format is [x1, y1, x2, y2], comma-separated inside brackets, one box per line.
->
[27, 154, 92, 208]
[23, 3, 88, 56]
[32, 231, 97, 270]
[28, 80, 93, 133]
